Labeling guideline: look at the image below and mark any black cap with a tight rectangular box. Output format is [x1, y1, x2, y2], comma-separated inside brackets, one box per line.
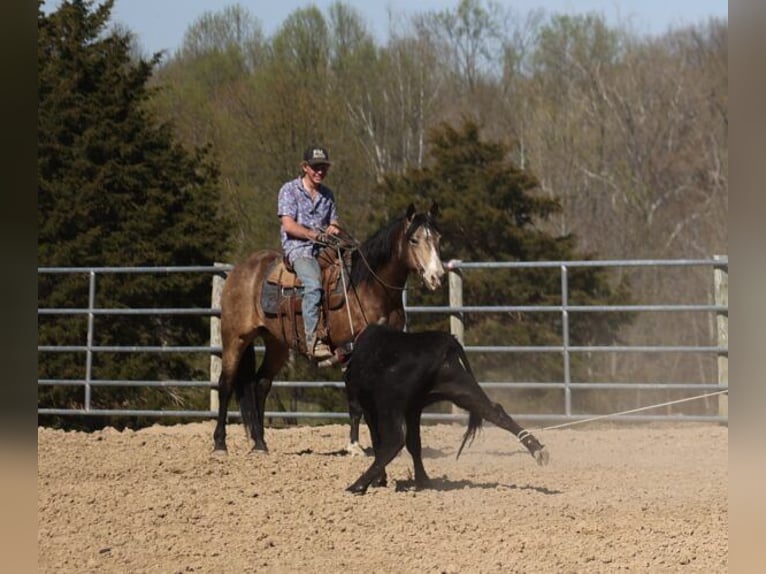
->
[303, 146, 331, 166]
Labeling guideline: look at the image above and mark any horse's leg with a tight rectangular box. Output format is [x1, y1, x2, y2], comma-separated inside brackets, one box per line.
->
[347, 413, 404, 494]
[405, 407, 431, 488]
[247, 334, 289, 453]
[213, 366, 233, 453]
[213, 337, 250, 453]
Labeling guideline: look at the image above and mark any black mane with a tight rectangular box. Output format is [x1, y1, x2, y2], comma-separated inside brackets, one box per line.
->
[350, 215, 406, 286]
[349, 211, 439, 287]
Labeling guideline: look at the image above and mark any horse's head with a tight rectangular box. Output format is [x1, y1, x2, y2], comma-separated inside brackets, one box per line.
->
[404, 202, 445, 290]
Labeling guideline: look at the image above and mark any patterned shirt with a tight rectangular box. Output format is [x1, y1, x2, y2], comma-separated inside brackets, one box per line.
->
[277, 177, 339, 264]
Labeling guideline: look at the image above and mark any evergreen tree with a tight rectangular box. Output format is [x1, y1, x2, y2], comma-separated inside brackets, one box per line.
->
[378, 120, 632, 407]
[38, 0, 231, 428]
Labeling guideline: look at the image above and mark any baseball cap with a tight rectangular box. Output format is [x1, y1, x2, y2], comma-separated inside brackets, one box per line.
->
[303, 146, 332, 166]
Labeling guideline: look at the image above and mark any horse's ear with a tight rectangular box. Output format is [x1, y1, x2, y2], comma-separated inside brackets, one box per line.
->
[429, 201, 439, 218]
[406, 203, 416, 221]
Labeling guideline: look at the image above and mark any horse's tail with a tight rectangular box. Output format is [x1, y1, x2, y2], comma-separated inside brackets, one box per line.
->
[234, 344, 259, 439]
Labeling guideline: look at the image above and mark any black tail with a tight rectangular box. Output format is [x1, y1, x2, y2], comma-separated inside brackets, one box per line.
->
[457, 411, 482, 459]
[234, 345, 258, 438]
[450, 340, 482, 459]
[453, 338, 476, 377]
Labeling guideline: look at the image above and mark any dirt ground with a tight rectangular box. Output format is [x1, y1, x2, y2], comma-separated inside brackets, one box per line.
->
[38, 421, 727, 573]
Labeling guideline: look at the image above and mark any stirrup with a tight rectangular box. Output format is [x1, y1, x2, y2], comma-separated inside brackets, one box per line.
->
[308, 338, 333, 360]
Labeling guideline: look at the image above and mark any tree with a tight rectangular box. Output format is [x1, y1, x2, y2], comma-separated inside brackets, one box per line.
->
[38, 0, 231, 428]
[376, 120, 632, 410]
[416, 0, 504, 94]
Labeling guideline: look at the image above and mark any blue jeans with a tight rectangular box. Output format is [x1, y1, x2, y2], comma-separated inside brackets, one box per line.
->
[292, 257, 323, 348]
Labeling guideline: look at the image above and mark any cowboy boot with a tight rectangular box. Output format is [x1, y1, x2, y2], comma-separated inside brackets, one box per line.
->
[308, 334, 333, 360]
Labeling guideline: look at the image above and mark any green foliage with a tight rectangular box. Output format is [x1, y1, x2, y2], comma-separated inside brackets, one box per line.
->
[38, 0, 231, 428]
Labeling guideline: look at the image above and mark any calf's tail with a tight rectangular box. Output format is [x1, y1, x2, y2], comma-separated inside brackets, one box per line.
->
[457, 411, 482, 459]
[452, 341, 482, 459]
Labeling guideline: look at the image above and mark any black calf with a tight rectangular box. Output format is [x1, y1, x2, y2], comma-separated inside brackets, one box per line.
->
[343, 324, 550, 494]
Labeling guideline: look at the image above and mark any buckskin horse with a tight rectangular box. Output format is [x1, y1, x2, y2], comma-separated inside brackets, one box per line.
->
[213, 203, 444, 455]
[343, 323, 550, 494]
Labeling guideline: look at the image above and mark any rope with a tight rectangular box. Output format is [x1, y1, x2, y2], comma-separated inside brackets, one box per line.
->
[337, 246, 356, 340]
[539, 390, 728, 431]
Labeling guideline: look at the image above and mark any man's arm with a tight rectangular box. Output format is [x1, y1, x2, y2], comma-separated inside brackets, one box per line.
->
[281, 215, 322, 241]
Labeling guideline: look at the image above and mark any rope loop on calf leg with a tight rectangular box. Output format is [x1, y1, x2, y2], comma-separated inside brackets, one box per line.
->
[517, 429, 550, 466]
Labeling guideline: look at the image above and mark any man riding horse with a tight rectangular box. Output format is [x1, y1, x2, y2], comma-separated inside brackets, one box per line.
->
[277, 145, 340, 360]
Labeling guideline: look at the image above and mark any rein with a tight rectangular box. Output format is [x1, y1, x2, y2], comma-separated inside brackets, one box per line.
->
[355, 248, 408, 292]
[317, 224, 408, 292]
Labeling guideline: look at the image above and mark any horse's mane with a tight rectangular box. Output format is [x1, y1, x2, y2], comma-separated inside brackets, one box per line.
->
[350, 215, 406, 286]
[349, 211, 439, 287]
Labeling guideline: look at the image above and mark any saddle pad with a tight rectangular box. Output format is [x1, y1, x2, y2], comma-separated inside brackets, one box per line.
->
[261, 283, 302, 316]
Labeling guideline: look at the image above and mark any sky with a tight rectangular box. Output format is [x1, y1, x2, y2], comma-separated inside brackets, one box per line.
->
[45, 0, 729, 58]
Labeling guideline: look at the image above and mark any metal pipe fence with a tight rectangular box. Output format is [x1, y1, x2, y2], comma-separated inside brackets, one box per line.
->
[38, 258, 728, 425]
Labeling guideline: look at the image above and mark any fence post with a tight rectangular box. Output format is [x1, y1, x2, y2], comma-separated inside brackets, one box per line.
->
[561, 264, 571, 418]
[714, 256, 728, 419]
[448, 260, 464, 344]
[85, 271, 97, 412]
[448, 260, 464, 416]
[210, 263, 226, 414]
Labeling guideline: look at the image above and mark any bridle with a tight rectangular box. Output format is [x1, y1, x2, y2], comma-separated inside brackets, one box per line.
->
[314, 217, 439, 349]
[318, 218, 438, 292]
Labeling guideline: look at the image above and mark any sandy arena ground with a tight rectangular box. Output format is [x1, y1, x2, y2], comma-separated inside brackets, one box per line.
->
[38, 421, 727, 573]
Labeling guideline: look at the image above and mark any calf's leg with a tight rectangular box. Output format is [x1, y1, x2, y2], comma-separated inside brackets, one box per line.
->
[344, 389, 366, 456]
[405, 407, 431, 488]
[347, 414, 405, 494]
[360, 403, 387, 487]
[435, 364, 549, 465]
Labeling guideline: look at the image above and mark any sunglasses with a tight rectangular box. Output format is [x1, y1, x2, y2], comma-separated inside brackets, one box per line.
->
[309, 163, 330, 173]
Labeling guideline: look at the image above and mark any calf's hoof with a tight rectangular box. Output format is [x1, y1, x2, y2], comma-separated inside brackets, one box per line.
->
[533, 447, 550, 466]
[346, 482, 368, 495]
[371, 473, 387, 488]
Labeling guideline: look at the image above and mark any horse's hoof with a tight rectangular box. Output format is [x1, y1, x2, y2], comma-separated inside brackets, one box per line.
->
[345, 442, 366, 457]
[211, 448, 228, 458]
[249, 446, 269, 455]
[534, 448, 550, 466]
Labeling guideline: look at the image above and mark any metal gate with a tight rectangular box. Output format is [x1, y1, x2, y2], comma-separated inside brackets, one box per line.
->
[38, 258, 728, 424]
